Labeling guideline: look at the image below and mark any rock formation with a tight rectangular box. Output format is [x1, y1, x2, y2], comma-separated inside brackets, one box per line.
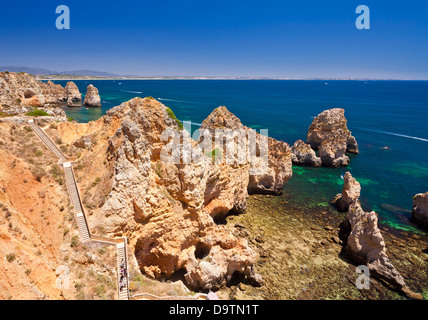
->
[200, 106, 293, 196]
[0, 72, 67, 110]
[0, 72, 85, 118]
[333, 172, 361, 212]
[83, 84, 101, 107]
[307, 108, 359, 153]
[318, 135, 350, 167]
[291, 139, 321, 167]
[65, 81, 82, 106]
[412, 192, 428, 230]
[56, 98, 293, 291]
[339, 176, 422, 299]
[304, 108, 358, 167]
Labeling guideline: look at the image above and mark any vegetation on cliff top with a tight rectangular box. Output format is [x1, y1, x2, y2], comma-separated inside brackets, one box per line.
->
[25, 108, 50, 117]
[165, 107, 183, 130]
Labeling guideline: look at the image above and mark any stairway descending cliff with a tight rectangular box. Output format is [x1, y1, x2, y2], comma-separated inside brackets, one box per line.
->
[63, 163, 91, 243]
[29, 118, 129, 300]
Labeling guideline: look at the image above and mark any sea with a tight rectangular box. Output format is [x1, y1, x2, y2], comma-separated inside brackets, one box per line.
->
[52, 79, 428, 233]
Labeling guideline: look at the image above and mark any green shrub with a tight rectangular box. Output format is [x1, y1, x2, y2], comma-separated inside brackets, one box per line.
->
[6, 253, 16, 263]
[67, 116, 75, 122]
[165, 107, 183, 130]
[70, 235, 79, 247]
[25, 109, 50, 117]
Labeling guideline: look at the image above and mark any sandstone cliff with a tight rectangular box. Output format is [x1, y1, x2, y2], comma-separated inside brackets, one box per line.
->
[0, 72, 85, 114]
[0, 119, 120, 300]
[200, 106, 293, 196]
[83, 84, 101, 107]
[55, 98, 294, 291]
[412, 192, 428, 230]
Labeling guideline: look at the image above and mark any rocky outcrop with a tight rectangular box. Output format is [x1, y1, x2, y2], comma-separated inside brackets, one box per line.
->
[333, 172, 361, 212]
[304, 108, 358, 167]
[0, 72, 85, 116]
[307, 108, 359, 154]
[340, 177, 422, 299]
[318, 135, 350, 167]
[83, 84, 101, 107]
[200, 106, 293, 196]
[412, 192, 428, 230]
[57, 98, 277, 291]
[0, 72, 68, 111]
[65, 81, 82, 106]
[291, 140, 321, 167]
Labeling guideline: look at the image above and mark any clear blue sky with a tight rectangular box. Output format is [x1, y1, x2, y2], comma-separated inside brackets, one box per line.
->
[0, 0, 427, 79]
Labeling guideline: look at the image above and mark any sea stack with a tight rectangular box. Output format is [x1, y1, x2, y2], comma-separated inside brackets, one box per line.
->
[83, 84, 101, 107]
[65, 81, 82, 106]
[412, 192, 428, 230]
[305, 108, 358, 167]
[340, 176, 422, 299]
[333, 171, 361, 212]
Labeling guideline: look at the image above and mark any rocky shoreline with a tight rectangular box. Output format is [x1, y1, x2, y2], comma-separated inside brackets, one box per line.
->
[218, 191, 428, 300]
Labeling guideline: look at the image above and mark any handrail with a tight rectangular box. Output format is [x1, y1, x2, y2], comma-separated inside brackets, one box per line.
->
[29, 119, 130, 300]
[65, 165, 92, 239]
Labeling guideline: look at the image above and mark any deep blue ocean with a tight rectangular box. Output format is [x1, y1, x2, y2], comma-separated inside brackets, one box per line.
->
[53, 79, 428, 232]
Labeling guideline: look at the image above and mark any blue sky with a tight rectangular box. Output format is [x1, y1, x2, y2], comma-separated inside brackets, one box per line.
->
[0, 0, 427, 79]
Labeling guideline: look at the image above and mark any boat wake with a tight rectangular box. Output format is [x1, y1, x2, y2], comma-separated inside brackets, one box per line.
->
[360, 128, 428, 142]
[158, 97, 201, 104]
[120, 90, 143, 94]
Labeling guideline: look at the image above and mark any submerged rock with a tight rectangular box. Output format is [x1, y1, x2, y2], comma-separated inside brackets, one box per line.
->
[291, 139, 321, 167]
[83, 84, 101, 107]
[412, 192, 428, 230]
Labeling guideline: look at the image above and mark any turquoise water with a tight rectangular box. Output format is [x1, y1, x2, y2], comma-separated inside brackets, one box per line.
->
[53, 79, 428, 232]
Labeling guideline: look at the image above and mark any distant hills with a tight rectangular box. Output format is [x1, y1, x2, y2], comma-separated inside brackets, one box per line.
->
[0, 66, 137, 78]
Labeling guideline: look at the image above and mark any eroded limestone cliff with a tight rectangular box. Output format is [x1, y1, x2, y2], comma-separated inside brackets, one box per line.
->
[56, 98, 292, 291]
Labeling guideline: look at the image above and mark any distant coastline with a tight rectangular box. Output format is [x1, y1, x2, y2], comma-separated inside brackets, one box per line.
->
[36, 76, 428, 81]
